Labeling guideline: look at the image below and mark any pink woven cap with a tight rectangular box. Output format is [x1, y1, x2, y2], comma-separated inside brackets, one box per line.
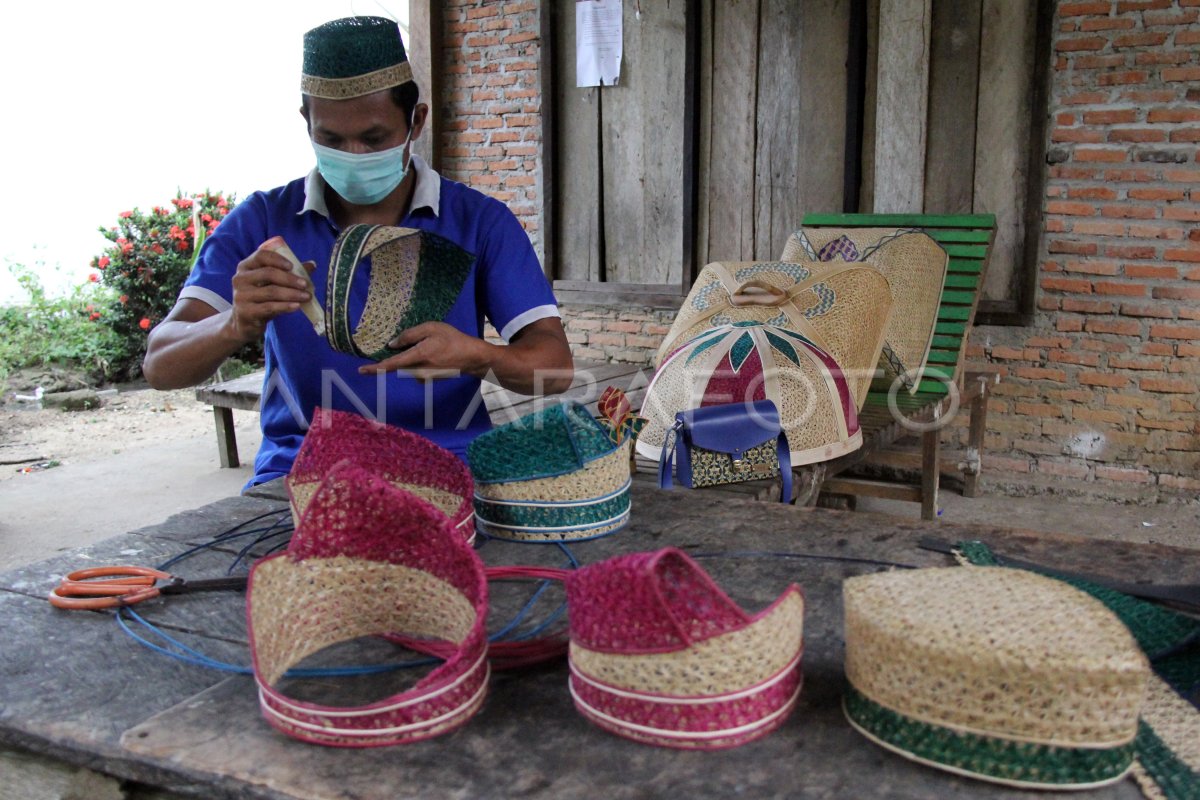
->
[286, 408, 475, 542]
[565, 548, 805, 749]
[247, 460, 490, 747]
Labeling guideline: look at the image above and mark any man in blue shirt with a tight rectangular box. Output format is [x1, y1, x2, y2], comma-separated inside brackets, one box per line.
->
[143, 16, 572, 486]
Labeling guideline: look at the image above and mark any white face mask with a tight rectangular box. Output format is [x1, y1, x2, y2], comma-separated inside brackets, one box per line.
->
[313, 128, 413, 206]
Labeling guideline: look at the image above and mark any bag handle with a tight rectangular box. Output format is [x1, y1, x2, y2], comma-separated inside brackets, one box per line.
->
[658, 420, 683, 490]
[728, 280, 790, 307]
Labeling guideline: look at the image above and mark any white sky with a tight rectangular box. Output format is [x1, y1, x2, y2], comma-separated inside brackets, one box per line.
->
[0, 1, 409, 304]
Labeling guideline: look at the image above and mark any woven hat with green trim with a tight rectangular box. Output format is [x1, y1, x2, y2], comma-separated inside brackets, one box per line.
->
[842, 566, 1151, 791]
[302, 16, 413, 100]
[468, 401, 632, 543]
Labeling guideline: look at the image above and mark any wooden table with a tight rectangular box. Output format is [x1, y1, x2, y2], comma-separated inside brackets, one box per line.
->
[1, 484, 1190, 799]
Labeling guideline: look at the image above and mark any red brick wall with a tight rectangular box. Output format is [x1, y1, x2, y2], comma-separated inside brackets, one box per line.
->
[961, 0, 1199, 498]
[438, 1, 545, 260]
[442, 1, 1199, 499]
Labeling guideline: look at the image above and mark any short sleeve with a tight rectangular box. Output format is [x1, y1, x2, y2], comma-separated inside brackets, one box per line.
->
[179, 195, 270, 312]
[476, 200, 559, 342]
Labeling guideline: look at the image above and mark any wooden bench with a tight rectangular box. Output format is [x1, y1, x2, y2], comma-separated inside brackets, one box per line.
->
[792, 212, 1000, 520]
[194, 370, 263, 469]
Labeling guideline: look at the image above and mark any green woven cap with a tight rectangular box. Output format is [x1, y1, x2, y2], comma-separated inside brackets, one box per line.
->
[302, 16, 413, 99]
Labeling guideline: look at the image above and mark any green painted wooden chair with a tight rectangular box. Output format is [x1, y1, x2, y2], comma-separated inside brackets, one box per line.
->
[790, 212, 999, 520]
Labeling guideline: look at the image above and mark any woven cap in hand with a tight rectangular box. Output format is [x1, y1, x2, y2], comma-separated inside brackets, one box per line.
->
[564, 548, 805, 749]
[302, 16, 413, 99]
[325, 225, 476, 361]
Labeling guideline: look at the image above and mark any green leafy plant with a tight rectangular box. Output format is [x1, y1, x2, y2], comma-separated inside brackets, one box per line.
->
[90, 191, 242, 378]
[0, 262, 128, 384]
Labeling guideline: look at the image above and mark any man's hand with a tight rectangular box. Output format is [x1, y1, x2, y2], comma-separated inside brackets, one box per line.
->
[358, 317, 574, 396]
[359, 321, 481, 381]
[229, 243, 316, 343]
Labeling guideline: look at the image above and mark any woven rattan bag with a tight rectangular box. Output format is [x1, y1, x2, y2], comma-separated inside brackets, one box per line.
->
[325, 224, 476, 360]
[566, 548, 805, 749]
[285, 408, 475, 541]
[468, 401, 632, 542]
[842, 566, 1150, 790]
[654, 261, 892, 411]
[636, 321, 861, 467]
[781, 227, 947, 393]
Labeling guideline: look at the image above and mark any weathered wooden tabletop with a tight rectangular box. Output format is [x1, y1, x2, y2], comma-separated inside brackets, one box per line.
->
[1, 482, 1191, 800]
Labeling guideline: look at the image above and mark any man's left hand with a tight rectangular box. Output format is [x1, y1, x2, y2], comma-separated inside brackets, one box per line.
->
[358, 321, 483, 381]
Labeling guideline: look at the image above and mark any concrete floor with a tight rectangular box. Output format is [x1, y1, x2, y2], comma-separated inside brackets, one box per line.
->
[2, 415, 1197, 574]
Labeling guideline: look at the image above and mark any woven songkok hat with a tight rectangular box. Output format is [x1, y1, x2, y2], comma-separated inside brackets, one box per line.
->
[247, 461, 490, 747]
[565, 548, 805, 749]
[468, 401, 632, 542]
[302, 16, 413, 100]
[286, 408, 474, 542]
[842, 567, 1151, 789]
[326, 224, 477, 361]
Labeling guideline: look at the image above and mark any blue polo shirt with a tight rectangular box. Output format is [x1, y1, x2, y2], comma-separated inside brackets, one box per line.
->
[180, 155, 560, 486]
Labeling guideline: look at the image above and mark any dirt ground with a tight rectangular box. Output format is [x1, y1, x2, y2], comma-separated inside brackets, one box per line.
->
[0, 386, 211, 481]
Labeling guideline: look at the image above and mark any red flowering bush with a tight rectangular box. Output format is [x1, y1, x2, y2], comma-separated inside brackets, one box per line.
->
[90, 191, 239, 378]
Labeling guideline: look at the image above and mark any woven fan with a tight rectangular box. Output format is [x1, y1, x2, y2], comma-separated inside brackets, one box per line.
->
[325, 224, 476, 360]
[782, 227, 947, 393]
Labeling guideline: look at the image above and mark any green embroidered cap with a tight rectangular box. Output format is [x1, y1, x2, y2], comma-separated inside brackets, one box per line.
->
[468, 401, 633, 543]
[302, 16, 413, 100]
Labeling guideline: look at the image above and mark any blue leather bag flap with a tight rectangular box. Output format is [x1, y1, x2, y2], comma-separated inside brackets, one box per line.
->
[676, 400, 781, 455]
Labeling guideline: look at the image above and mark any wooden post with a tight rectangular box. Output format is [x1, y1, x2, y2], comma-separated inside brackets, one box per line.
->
[213, 407, 239, 469]
[872, 0, 931, 213]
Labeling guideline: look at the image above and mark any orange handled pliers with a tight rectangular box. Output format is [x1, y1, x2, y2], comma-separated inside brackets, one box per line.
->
[49, 566, 248, 610]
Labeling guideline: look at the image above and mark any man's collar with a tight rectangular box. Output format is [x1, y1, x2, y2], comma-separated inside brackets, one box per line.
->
[300, 152, 441, 220]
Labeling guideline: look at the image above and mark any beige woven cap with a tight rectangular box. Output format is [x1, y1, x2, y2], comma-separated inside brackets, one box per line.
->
[842, 566, 1150, 790]
[782, 228, 947, 394]
[655, 261, 893, 411]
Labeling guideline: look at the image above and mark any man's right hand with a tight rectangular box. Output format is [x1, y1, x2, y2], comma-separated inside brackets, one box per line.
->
[229, 243, 316, 343]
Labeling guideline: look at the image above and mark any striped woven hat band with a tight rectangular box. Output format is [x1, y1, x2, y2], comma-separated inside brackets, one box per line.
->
[302, 16, 413, 100]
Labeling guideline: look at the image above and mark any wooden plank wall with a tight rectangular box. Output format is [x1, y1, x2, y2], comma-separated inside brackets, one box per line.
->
[972, 0, 1038, 305]
[873, 0, 1041, 316]
[552, 2, 686, 286]
[697, 0, 850, 267]
[603, 2, 687, 285]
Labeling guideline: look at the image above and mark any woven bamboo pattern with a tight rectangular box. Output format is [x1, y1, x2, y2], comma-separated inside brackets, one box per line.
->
[655, 261, 892, 411]
[565, 548, 804, 749]
[954, 541, 1200, 800]
[637, 322, 862, 467]
[248, 461, 490, 747]
[782, 227, 947, 393]
[285, 408, 474, 541]
[843, 566, 1150, 788]
[469, 401, 632, 542]
[325, 224, 476, 361]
